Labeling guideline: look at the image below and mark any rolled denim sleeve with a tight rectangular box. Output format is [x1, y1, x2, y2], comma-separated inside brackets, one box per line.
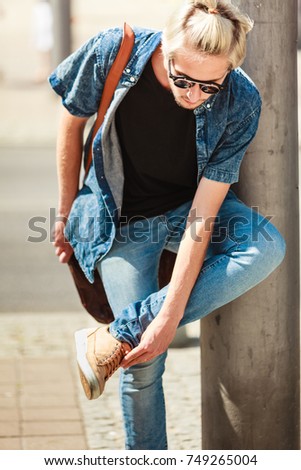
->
[49, 27, 125, 117]
[48, 34, 106, 117]
[203, 104, 261, 184]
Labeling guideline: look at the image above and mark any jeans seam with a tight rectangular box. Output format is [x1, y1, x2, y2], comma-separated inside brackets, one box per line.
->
[227, 231, 251, 246]
[116, 317, 139, 333]
[200, 240, 240, 274]
[144, 294, 166, 313]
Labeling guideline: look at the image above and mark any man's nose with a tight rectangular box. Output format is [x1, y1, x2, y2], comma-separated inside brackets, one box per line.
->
[186, 85, 203, 103]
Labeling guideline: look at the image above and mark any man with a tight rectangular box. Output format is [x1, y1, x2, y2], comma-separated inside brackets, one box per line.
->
[49, 0, 285, 450]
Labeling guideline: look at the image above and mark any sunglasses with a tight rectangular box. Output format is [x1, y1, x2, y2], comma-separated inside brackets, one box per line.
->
[168, 59, 226, 95]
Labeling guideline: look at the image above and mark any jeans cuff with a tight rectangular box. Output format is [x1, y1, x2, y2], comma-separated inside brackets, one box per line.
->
[109, 321, 140, 349]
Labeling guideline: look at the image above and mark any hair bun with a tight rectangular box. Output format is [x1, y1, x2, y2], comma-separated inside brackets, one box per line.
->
[208, 8, 219, 14]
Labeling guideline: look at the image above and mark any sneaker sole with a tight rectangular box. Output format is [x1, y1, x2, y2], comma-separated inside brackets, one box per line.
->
[74, 329, 101, 400]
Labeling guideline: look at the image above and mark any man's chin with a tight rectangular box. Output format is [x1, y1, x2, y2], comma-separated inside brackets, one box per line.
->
[174, 96, 204, 110]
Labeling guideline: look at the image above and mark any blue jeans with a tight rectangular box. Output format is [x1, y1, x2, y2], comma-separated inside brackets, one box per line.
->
[96, 190, 286, 450]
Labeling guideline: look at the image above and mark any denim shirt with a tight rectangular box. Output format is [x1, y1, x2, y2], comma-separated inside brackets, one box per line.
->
[49, 26, 261, 282]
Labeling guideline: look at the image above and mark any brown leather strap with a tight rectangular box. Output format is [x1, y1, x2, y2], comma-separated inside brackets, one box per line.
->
[85, 23, 135, 178]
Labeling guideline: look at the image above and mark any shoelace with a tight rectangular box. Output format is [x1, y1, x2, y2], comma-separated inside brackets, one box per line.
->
[103, 344, 125, 380]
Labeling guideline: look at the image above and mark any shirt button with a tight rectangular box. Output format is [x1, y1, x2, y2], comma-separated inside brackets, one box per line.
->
[130, 76, 135, 82]
[125, 68, 131, 73]
[206, 103, 211, 109]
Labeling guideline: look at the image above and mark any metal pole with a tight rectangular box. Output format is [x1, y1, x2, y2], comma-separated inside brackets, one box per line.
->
[298, 0, 301, 48]
[201, 0, 300, 449]
[50, 0, 71, 67]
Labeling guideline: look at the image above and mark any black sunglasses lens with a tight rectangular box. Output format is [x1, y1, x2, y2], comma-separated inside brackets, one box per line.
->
[200, 85, 220, 94]
[173, 80, 220, 94]
[173, 79, 192, 89]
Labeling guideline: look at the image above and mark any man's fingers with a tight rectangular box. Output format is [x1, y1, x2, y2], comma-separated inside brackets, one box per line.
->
[121, 343, 159, 368]
[59, 251, 72, 263]
[55, 245, 63, 255]
[121, 348, 142, 364]
[122, 354, 152, 369]
[53, 244, 73, 262]
[121, 345, 147, 367]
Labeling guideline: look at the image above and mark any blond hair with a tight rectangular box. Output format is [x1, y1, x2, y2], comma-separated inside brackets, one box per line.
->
[162, 0, 254, 69]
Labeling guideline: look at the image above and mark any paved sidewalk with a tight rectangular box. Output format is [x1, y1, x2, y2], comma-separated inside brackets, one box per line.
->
[0, 312, 201, 450]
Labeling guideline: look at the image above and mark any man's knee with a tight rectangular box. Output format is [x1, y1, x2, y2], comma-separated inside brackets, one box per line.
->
[246, 218, 286, 276]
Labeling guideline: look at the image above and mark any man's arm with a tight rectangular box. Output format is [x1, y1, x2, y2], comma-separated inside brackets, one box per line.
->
[53, 107, 89, 263]
[122, 176, 230, 367]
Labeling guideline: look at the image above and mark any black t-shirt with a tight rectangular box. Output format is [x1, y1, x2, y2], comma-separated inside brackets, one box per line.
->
[115, 58, 198, 221]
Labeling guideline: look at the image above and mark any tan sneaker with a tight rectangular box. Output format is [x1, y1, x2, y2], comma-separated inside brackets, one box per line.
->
[74, 326, 128, 400]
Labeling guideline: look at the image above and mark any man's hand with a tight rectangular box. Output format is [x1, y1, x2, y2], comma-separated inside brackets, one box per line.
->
[121, 314, 179, 368]
[52, 219, 73, 263]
